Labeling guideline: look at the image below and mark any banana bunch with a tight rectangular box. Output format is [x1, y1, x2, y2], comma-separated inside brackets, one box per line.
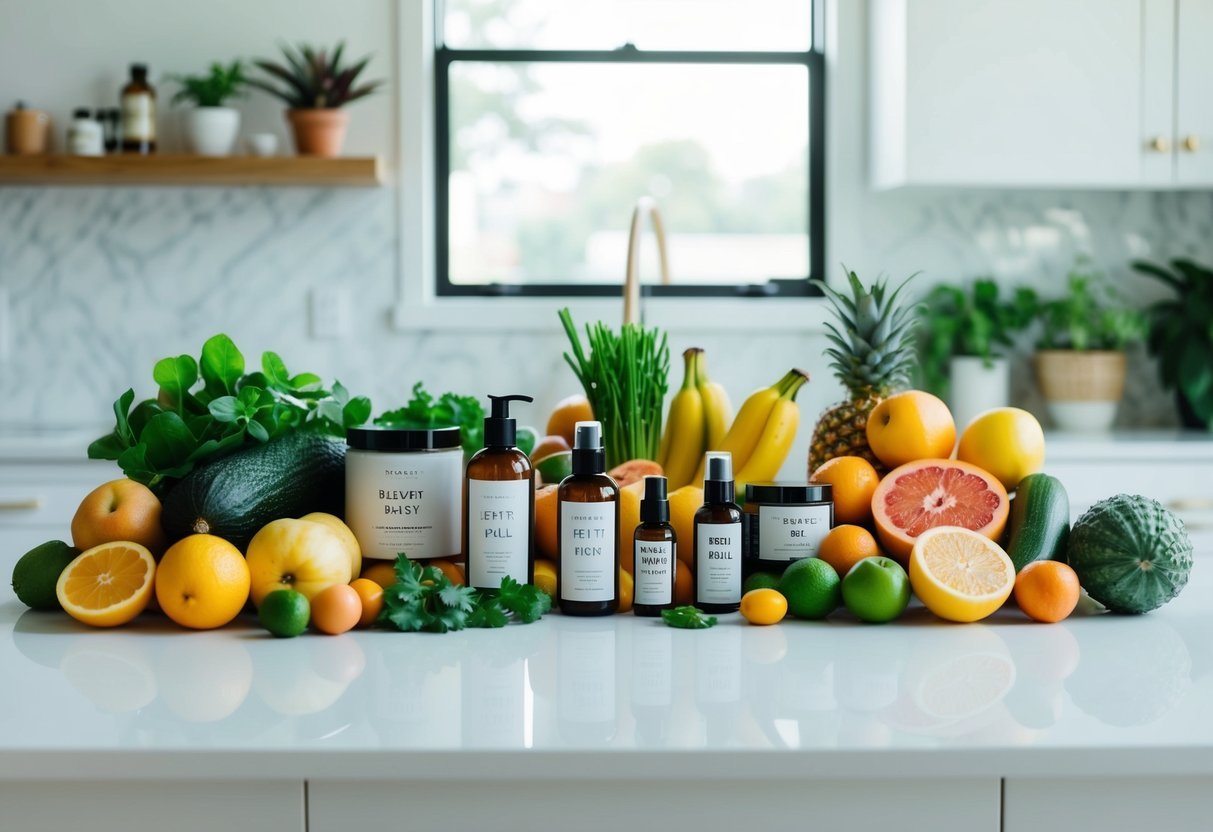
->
[693, 368, 810, 493]
[657, 348, 734, 490]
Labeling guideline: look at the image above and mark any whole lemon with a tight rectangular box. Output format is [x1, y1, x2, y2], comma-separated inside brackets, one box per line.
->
[155, 534, 250, 630]
[956, 407, 1046, 491]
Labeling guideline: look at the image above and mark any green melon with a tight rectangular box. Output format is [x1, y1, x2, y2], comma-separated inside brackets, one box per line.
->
[1067, 494, 1193, 614]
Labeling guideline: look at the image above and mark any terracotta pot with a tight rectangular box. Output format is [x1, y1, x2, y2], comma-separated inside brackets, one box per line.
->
[1033, 349, 1127, 432]
[287, 108, 349, 157]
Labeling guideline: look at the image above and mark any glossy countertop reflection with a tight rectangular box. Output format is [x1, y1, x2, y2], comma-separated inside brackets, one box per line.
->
[0, 561, 1209, 780]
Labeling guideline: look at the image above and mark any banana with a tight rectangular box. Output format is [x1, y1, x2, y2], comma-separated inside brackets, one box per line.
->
[692, 368, 800, 485]
[658, 348, 706, 490]
[697, 352, 733, 452]
[735, 373, 808, 488]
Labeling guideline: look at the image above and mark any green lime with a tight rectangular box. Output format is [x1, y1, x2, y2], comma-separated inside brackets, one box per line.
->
[535, 450, 573, 485]
[842, 556, 911, 623]
[12, 540, 80, 610]
[743, 571, 782, 594]
[777, 557, 840, 619]
[516, 425, 539, 457]
[259, 589, 310, 638]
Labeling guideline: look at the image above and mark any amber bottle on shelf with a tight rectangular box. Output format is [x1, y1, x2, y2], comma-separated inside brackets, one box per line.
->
[120, 63, 156, 154]
[633, 475, 676, 617]
[693, 452, 743, 613]
[557, 421, 619, 616]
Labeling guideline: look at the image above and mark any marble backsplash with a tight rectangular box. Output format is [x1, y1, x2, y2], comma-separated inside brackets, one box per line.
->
[2, 185, 1211, 455]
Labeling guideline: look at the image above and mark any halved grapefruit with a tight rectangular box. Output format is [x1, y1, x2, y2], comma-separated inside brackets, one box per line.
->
[871, 459, 1009, 563]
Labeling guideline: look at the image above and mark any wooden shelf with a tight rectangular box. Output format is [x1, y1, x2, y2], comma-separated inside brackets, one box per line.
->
[0, 154, 382, 187]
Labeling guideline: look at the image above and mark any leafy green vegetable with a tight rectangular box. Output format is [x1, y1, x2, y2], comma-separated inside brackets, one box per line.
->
[1036, 261, 1147, 351]
[378, 556, 551, 633]
[661, 606, 718, 629]
[88, 334, 371, 493]
[375, 382, 485, 457]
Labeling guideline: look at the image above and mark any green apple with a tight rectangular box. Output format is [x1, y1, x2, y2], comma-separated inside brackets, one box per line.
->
[842, 556, 911, 623]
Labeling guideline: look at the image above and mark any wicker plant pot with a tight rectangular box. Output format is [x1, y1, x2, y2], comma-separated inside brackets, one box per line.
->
[1033, 349, 1127, 432]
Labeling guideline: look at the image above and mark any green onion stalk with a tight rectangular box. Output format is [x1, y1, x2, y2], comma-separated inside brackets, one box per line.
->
[559, 308, 670, 469]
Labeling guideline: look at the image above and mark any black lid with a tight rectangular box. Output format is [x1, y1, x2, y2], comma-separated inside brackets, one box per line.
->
[130, 63, 148, 76]
[571, 420, 605, 476]
[703, 451, 735, 505]
[484, 393, 533, 447]
[346, 425, 461, 451]
[745, 482, 833, 504]
[640, 475, 669, 524]
[72, 107, 91, 119]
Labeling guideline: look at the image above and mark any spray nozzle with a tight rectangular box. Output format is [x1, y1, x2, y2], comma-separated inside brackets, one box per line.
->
[640, 475, 670, 524]
[483, 394, 534, 447]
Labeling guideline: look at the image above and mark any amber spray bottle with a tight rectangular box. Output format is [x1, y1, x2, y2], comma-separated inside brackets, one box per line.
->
[557, 420, 620, 616]
[633, 475, 676, 617]
[693, 451, 743, 613]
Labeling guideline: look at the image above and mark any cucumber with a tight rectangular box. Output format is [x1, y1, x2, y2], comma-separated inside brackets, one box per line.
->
[161, 432, 346, 549]
[1005, 473, 1070, 572]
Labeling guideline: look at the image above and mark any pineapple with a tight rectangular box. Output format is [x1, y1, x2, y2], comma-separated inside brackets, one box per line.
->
[808, 271, 917, 475]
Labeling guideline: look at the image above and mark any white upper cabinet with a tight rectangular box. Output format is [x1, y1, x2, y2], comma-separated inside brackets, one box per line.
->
[870, 0, 1208, 189]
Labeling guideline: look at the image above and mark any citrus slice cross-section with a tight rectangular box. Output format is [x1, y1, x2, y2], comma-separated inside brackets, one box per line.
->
[909, 526, 1015, 623]
[56, 541, 156, 628]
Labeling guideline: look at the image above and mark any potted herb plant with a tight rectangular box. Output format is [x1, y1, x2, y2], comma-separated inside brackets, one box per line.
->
[1132, 258, 1213, 430]
[170, 61, 247, 156]
[1033, 262, 1147, 432]
[918, 278, 1036, 431]
[249, 42, 384, 158]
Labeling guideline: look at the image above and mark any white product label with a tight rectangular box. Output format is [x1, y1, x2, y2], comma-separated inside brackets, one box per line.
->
[560, 501, 616, 602]
[634, 539, 674, 606]
[467, 478, 531, 588]
[121, 93, 154, 141]
[758, 504, 833, 561]
[345, 449, 463, 560]
[696, 521, 742, 605]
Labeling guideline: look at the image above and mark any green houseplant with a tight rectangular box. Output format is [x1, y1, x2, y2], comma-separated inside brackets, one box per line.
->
[1132, 258, 1213, 430]
[918, 279, 1036, 429]
[1033, 262, 1147, 432]
[170, 61, 247, 156]
[249, 42, 384, 157]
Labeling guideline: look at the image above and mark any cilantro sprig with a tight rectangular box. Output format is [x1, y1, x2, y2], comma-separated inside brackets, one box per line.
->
[379, 556, 552, 633]
[661, 606, 718, 629]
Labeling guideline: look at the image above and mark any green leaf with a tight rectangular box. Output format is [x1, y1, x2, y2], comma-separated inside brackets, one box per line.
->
[208, 396, 240, 422]
[112, 388, 136, 444]
[199, 334, 245, 397]
[662, 606, 718, 629]
[497, 576, 552, 623]
[343, 396, 372, 427]
[438, 583, 478, 612]
[467, 599, 509, 628]
[140, 412, 197, 471]
[262, 351, 291, 388]
[153, 355, 199, 411]
[246, 420, 270, 442]
[87, 432, 128, 460]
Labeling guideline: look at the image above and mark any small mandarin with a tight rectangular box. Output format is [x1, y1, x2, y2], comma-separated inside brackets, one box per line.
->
[810, 456, 881, 526]
[1014, 560, 1081, 623]
[740, 588, 788, 626]
[349, 578, 384, 627]
[816, 524, 881, 578]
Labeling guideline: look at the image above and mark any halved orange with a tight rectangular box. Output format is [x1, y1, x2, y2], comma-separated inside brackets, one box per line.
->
[56, 541, 156, 628]
[909, 526, 1015, 623]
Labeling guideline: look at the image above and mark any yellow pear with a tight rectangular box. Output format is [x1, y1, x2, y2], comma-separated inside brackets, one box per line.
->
[246, 518, 352, 606]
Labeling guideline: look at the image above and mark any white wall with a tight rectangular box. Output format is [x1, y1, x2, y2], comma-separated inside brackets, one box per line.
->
[1, 0, 1210, 475]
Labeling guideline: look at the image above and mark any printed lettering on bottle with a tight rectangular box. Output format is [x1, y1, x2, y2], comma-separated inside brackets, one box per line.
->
[560, 501, 616, 602]
[756, 504, 832, 561]
[634, 540, 674, 605]
[468, 478, 531, 587]
[696, 522, 741, 604]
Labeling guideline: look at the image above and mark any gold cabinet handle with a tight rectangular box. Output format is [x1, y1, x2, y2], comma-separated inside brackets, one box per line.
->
[1150, 135, 1171, 152]
[1184, 134, 1200, 152]
[0, 497, 41, 511]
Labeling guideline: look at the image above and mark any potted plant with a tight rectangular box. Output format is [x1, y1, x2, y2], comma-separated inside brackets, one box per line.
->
[1132, 258, 1213, 430]
[170, 61, 247, 156]
[249, 42, 384, 158]
[918, 278, 1036, 431]
[1033, 262, 1147, 432]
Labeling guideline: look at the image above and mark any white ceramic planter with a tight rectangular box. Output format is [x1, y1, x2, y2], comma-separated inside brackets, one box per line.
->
[1033, 350, 1126, 433]
[948, 356, 1010, 431]
[183, 107, 240, 156]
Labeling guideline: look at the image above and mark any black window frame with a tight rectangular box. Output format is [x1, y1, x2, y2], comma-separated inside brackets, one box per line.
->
[434, 1, 825, 298]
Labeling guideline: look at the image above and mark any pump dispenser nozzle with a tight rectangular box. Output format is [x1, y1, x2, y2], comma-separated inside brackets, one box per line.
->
[703, 451, 735, 504]
[484, 394, 533, 447]
[571, 420, 606, 475]
[640, 475, 669, 524]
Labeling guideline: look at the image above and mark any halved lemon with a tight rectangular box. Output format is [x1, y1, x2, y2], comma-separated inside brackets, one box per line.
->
[56, 541, 156, 628]
[909, 526, 1014, 623]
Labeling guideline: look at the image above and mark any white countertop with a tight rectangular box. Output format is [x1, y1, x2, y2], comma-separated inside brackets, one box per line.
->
[0, 548, 1208, 782]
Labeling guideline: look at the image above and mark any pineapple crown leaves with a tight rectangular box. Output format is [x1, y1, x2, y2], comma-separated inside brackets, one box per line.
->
[811, 270, 920, 395]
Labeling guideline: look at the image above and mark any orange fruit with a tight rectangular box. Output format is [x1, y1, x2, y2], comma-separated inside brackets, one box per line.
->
[669, 485, 704, 556]
[619, 568, 634, 613]
[871, 459, 1010, 563]
[534, 484, 560, 560]
[618, 480, 645, 573]
[533, 558, 557, 598]
[956, 407, 1046, 491]
[56, 541, 156, 628]
[816, 524, 881, 577]
[531, 434, 571, 463]
[71, 479, 167, 554]
[349, 578, 384, 627]
[1014, 561, 1081, 623]
[360, 561, 398, 588]
[310, 584, 362, 635]
[810, 456, 881, 525]
[155, 534, 250, 630]
[674, 560, 694, 605]
[909, 526, 1015, 623]
[865, 391, 957, 469]
[546, 394, 593, 446]
[740, 588, 788, 625]
[428, 559, 465, 586]
[608, 459, 663, 488]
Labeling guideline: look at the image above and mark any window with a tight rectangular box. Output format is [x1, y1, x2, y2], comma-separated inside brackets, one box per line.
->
[435, 0, 825, 298]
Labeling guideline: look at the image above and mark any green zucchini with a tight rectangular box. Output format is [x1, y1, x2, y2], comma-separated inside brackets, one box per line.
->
[161, 432, 346, 549]
[1005, 473, 1070, 572]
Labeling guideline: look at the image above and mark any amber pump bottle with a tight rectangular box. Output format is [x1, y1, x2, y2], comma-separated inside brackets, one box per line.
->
[557, 421, 620, 616]
[464, 394, 535, 590]
[120, 63, 156, 154]
[633, 475, 676, 617]
[693, 452, 743, 613]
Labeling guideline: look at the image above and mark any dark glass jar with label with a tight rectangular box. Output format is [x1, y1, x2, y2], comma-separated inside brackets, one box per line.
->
[742, 482, 834, 577]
